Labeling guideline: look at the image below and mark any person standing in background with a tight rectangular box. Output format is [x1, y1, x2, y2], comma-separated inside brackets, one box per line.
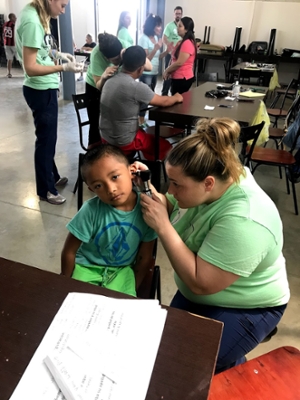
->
[161, 6, 182, 96]
[16, 0, 83, 205]
[3, 13, 17, 78]
[163, 17, 196, 95]
[138, 14, 170, 127]
[117, 11, 134, 48]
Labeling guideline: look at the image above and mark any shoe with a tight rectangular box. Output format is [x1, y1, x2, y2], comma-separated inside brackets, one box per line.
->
[77, 76, 84, 81]
[261, 327, 278, 343]
[139, 122, 150, 130]
[40, 192, 66, 205]
[287, 169, 300, 183]
[55, 177, 68, 186]
[7, 73, 12, 78]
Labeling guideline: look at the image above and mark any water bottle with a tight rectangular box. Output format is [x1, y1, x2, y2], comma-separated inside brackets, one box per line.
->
[233, 81, 240, 97]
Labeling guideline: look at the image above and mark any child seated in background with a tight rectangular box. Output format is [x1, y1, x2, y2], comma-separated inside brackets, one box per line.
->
[77, 33, 96, 81]
[61, 145, 156, 296]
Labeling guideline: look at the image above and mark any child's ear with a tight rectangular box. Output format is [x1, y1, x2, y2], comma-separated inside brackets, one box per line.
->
[129, 163, 138, 179]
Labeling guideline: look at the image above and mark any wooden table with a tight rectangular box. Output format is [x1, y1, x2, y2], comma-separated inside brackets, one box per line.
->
[231, 62, 274, 86]
[0, 257, 223, 400]
[148, 81, 264, 189]
[209, 346, 300, 400]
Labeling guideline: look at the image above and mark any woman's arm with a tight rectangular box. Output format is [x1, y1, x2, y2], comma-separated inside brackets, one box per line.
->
[23, 46, 63, 76]
[94, 65, 118, 90]
[61, 233, 82, 277]
[164, 51, 190, 75]
[134, 240, 155, 289]
[140, 194, 239, 295]
[144, 38, 162, 61]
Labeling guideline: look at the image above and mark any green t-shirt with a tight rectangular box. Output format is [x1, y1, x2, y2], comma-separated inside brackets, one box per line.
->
[117, 27, 134, 48]
[85, 44, 111, 88]
[163, 21, 181, 45]
[16, 4, 59, 90]
[166, 168, 290, 308]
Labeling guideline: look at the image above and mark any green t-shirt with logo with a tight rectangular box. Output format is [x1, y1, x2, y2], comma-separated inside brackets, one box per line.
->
[166, 168, 290, 308]
[16, 4, 59, 90]
[163, 21, 181, 45]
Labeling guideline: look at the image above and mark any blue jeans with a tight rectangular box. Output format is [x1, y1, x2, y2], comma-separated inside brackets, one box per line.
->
[170, 290, 287, 374]
[23, 86, 60, 198]
[139, 74, 157, 117]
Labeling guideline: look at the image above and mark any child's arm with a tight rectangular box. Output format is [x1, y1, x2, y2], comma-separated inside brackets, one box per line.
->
[134, 240, 156, 289]
[61, 233, 82, 277]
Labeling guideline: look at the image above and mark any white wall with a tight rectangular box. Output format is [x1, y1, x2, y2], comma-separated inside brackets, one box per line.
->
[164, 0, 300, 52]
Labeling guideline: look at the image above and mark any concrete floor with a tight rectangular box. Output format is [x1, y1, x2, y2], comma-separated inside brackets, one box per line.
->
[1, 66, 300, 361]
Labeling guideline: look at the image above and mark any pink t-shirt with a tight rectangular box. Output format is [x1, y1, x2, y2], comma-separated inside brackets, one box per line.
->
[171, 39, 196, 80]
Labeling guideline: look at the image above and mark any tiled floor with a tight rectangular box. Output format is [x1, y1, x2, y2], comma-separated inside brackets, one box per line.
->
[1, 67, 300, 361]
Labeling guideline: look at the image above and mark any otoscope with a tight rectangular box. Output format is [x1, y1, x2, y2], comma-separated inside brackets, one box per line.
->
[133, 170, 152, 197]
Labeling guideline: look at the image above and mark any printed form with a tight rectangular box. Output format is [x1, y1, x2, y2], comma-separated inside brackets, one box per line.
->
[9, 292, 167, 400]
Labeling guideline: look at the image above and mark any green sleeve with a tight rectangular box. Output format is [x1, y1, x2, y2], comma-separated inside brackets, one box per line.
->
[165, 192, 177, 206]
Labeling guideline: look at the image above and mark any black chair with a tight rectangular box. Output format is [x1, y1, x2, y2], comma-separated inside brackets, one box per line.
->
[72, 93, 90, 209]
[238, 69, 264, 86]
[267, 79, 299, 127]
[267, 94, 300, 150]
[239, 121, 265, 167]
[250, 125, 300, 215]
[269, 78, 299, 109]
[197, 72, 219, 86]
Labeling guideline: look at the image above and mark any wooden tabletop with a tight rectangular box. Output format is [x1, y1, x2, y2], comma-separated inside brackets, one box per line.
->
[0, 257, 223, 400]
[208, 346, 300, 400]
[149, 82, 262, 127]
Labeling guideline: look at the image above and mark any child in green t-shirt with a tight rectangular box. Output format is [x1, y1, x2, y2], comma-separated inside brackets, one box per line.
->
[61, 145, 156, 296]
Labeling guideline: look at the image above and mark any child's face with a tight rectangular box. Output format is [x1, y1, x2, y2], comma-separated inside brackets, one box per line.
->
[85, 155, 136, 211]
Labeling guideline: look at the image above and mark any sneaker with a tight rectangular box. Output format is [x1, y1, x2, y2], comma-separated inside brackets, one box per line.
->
[55, 177, 68, 187]
[40, 192, 66, 205]
[77, 76, 84, 81]
[139, 122, 150, 130]
[7, 73, 12, 78]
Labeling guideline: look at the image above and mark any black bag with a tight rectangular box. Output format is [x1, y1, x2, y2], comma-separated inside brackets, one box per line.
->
[205, 90, 228, 98]
[247, 41, 268, 54]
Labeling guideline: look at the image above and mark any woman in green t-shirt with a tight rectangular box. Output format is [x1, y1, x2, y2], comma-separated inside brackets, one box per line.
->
[16, 0, 83, 205]
[85, 33, 123, 147]
[117, 11, 134, 48]
[137, 117, 289, 373]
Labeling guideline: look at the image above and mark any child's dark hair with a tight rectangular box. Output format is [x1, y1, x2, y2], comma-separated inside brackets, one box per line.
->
[174, 17, 197, 59]
[143, 14, 162, 37]
[122, 46, 146, 72]
[81, 144, 129, 183]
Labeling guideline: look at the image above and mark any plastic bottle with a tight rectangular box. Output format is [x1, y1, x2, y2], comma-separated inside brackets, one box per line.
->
[233, 81, 240, 97]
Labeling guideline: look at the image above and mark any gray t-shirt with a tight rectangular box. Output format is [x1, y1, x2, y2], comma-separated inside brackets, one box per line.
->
[100, 72, 155, 146]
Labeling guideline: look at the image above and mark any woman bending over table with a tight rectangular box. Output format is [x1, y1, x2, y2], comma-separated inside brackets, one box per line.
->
[163, 16, 196, 95]
[138, 117, 290, 373]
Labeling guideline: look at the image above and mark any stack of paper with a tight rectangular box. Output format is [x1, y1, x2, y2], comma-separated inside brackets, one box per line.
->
[9, 293, 167, 400]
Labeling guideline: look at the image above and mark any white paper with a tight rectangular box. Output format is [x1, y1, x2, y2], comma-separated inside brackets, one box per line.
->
[9, 293, 167, 400]
[204, 105, 215, 110]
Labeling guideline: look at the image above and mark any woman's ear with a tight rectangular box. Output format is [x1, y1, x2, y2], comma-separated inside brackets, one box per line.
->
[204, 176, 215, 192]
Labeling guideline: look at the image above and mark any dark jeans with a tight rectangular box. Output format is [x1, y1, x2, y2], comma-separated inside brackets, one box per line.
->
[139, 74, 157, 117]
[85, 82, 101, 146]
[23, 86, 60, 198]
[161, 54, 171, 96]
[170, 290, 287, 374]
[171, 77, 194, 95]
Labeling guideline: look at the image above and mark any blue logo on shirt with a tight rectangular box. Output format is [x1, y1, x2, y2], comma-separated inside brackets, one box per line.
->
[94, 222, 142, 266]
